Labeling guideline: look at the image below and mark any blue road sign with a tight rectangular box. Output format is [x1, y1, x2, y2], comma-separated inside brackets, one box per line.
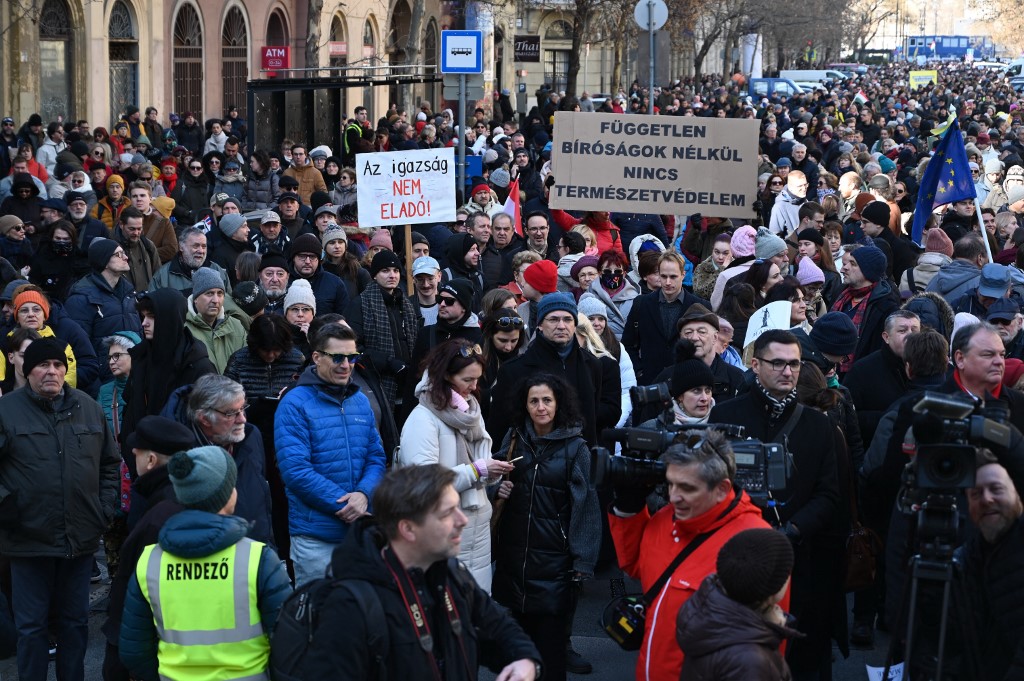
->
[441, 30, 483, 74]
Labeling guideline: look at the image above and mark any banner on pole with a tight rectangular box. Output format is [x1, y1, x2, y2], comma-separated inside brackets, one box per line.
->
[356, 148, 456, 226]
[549, 112, 759, 217]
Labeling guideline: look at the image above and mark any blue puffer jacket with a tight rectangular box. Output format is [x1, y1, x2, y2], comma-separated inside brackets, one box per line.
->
[274, 366, 386, 543]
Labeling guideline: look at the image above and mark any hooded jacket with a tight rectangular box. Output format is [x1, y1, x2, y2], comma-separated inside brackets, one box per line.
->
[169, 169, 211, 224]
[609, 488, 771, 681]
[579, 277, 640, 340]
[282, 161, 327, 205]
[900, 251, 952, 295]
[768, 187, 805, 237]
[924, 258, 983, 304]
[183, 295, 247, 373]
[274, 366, 386, 543]
[676, 576, 799, 681]
[119, 511, 292, 681]
[120, 288, 217, 470]
[627, 234, 667, 289]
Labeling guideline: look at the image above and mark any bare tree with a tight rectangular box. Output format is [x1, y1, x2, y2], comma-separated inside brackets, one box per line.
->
[306, 0, 325, 69]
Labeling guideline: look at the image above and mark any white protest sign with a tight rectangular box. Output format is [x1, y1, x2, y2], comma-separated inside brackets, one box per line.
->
[356, 147, 456, 227]
[743, 301, 793, 349]
[866, 663, 903, 681]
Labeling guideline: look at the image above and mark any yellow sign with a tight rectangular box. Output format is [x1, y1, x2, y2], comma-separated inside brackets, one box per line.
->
[909, 70, 938, 89]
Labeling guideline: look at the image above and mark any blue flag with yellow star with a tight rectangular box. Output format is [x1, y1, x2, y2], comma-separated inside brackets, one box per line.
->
[911, 119, 976, 245]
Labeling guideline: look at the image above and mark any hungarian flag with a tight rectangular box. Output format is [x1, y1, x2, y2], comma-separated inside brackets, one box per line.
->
[502, 177, 522, 236]
[853, 90, 869, 105]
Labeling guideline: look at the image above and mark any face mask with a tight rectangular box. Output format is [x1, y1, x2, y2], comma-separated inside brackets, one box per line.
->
[53, 241, 73, 256]
[600, 270, 624, 290]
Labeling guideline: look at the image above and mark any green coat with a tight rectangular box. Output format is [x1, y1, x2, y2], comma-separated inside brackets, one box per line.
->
[184, 302, 247, 373]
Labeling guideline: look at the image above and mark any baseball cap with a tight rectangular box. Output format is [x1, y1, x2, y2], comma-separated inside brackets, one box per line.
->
[987, 297, 1020, 323]
[412, 256, 440, 277]
[261, 210, 281, 225]
[978, 263, 1011, 298]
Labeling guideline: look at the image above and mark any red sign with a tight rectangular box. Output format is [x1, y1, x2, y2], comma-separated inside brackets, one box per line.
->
[261, 46, 290, 70]
[329, 41, 347, 57]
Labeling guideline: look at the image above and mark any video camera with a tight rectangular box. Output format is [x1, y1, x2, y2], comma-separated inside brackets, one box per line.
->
[591, 424, 792, 509]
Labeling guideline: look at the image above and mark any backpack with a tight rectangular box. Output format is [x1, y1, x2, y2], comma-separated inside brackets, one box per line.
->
[270, 577, 388, 681]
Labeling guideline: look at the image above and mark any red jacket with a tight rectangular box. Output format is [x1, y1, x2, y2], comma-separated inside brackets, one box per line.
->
[609, 489, 777, 681]
[550, 209, 626, 257]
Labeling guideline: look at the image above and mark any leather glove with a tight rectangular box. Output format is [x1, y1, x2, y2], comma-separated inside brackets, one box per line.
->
[690, 213, 704, 229]
[613, 486, 649, 514]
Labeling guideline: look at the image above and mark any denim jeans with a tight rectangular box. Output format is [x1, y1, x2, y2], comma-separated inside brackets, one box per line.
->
[289, 535, 337, 587]
[10, 554, 92, 681]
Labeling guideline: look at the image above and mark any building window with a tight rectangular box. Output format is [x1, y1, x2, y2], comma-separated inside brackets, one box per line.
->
[222, 7, 248, 117]
[39, 0, 73, 122]
[362, 19, 376, 114]
[424, 22, 438, 108]
[173, 4, 204, 116]
[267, 10, 287, 47]
[329, 15, 347, 69]
[544, 20, 571, 40]
[109, 1, 138, 122]
[545, 50, 569, 93]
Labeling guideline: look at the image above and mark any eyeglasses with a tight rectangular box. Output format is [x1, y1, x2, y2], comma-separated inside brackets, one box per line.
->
[495, 316, 524, 329]
[108, 352, 129, 363]
[438, 296, 458, 306]
[209, 160, 221, 165]
[295, 253, 319, 261]
[755, 357, 802, 372]
[321, 352, 361, 365]
[457, 344, 483, 358]
[214, 403, 250, 419]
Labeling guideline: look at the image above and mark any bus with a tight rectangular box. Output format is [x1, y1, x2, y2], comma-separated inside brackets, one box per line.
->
[902, 35, 995, 61]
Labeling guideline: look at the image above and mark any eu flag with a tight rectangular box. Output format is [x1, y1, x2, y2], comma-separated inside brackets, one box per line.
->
[910, 119, 976, 245]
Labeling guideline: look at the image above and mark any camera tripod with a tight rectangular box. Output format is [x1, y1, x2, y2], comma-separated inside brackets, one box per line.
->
[883, 495, 980, 681]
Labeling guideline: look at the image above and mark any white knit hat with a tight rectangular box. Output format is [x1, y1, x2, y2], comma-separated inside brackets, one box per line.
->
[283, 279, 316, 314]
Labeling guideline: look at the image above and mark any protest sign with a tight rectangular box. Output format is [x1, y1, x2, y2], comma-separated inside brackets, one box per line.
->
[909, 70, 938, 89]
[356, 147, 456, 226]
[549, 112, 758, 216]
[743, 301, 793, 349]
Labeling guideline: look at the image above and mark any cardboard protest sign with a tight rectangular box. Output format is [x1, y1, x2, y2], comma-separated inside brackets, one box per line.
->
[549, 112, 758, 216]
[356, 148, 456, 226]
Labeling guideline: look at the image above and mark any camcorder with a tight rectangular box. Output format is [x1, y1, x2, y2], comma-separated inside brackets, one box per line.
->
[899, 391, 1011, 548]
[591, 423, 792, 510]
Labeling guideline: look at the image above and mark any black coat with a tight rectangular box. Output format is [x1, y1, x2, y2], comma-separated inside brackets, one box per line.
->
[838, 277, 900, 364]
[488, 334, 604, 449]
[622, 289, 712, 385]
[293, 266, 350, 316]
[842, 345, 908, 449]
[872, 228, 920, 283]
[303, 520, 541, 681]
[29, 241, 89, 301]
[710, 389, 844, 676]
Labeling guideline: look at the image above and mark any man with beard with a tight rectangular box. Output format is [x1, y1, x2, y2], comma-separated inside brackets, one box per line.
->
[183, 267, 246, 372]
[410, 255, 441, 324]
[956, 456, 1024, 681]
[409, 278, 482, 374]
[250, 210, 289, 255]
[258, 251, 290, 316]
[288, 233, 348, 316]
[768, 170, 808, 237]
[184, 374, 274, 545]
[149, 227, 232, 295]
[64, 191, 107, 254]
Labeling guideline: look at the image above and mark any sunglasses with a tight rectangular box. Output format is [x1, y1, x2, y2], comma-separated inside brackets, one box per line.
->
[189, 165, 203, 170]
[457, 344, 483, 357]
[92, 151, 105, 157]
[770, 181, 783, 186]
[495, 316, 524, 329]
[321, 352, 361, 365]
[438, 296, 459, 306]
[602, 268, 623, 276]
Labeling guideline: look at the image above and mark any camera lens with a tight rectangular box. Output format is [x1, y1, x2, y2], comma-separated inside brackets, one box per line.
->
[929, 453, 965, 485]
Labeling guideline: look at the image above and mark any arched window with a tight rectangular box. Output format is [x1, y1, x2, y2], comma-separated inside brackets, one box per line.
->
[267, 10, 288, 47]
[39, 0, 74, 121]
[362, 19, 377, 113]
[173, 4, 204, 116]
[222, 7, 248, 117]
[423, 22, 438, 111]
[544, 20, 572, 40]
[109, 1, 138, 121]
[329, 15, 347, 69]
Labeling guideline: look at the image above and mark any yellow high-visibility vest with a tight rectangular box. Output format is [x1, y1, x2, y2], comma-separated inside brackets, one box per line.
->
[136, 537, 270, 681]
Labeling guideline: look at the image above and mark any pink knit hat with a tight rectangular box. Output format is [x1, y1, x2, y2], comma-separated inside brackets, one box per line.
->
[730, 225, 757, 257]
[924, 228, 954, 258]
[796, 257, 825, 285]
[369, 228, 393, 250]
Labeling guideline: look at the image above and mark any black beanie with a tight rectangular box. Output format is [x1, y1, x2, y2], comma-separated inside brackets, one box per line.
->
[796, 227, 824, 247]
[370, 250, 403, 276]
[716, 529, 794, 606]
[87, 238, 120, 272]
[310, 191, 331, 213]
[440, 278, 474, 311]
[22, 337, 68, 377]
[670, 339, 716, 396]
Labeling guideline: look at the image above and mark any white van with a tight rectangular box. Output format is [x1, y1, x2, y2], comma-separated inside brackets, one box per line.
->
[1004, 59, 1024, 80]
[779, 69, 848, 83]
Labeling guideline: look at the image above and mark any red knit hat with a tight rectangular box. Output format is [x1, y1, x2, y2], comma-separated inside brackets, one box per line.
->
[523, 260, 557, 294]
[470, 183, 490, 197]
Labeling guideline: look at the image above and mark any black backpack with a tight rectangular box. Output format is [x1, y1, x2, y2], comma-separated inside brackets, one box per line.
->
[270, 577, 388, 681]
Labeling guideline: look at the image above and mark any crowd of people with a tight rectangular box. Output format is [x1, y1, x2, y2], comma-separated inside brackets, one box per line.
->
[2, 57, 1024, 681]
